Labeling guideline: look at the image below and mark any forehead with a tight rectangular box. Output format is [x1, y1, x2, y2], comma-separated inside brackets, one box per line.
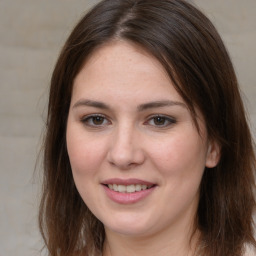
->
[72, 40, 182, 101]
[70, 40, 204, 133]
[75, 41, 167, 79]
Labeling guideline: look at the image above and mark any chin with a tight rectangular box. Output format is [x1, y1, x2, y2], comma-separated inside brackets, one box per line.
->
[101, 213, 158, 237]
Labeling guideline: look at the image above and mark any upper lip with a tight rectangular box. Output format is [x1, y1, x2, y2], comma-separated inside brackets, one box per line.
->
[101, 178, 155, 186]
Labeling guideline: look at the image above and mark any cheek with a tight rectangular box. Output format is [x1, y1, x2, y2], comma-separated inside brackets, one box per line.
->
[148, 131, 207, 178]
[149, 132, 207, 214]
[66, 126, 105, 178]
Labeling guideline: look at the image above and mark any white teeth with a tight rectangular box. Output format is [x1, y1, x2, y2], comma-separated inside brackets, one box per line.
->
[107, 184, 152, 193]
[118, 185, 126, 193]
[135, 184, 142, 191]
[126, 184, 135, 193]
[113, 184, 118, 191]
[142, 184, 147, 190]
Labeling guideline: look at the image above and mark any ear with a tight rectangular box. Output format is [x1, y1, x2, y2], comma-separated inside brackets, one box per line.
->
[205, 140, 221, 168]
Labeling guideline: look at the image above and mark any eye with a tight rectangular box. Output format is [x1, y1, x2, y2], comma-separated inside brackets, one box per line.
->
[146, 115, 176, 127]
[81, 114, 110, 127]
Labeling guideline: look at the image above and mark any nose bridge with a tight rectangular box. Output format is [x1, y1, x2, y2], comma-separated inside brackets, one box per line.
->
[107, 122, 144, 169]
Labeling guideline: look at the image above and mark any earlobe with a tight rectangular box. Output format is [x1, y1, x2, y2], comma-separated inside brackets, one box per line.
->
[205, 141, 221, 168]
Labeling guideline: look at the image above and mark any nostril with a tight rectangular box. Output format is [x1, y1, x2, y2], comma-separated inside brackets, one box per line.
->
[107, 148, 145, 169]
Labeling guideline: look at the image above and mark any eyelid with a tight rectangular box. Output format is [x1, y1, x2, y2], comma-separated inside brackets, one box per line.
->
[80, 113, 111, 127]
[144, 114, 177, 127]
[79, 113, 176, 129]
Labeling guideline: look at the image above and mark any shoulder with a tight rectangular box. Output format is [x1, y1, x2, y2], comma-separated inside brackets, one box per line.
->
[244, 244, 256, 256]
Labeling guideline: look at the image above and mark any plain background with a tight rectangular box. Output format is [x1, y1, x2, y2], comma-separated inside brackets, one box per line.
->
[0, 1, 255, 256]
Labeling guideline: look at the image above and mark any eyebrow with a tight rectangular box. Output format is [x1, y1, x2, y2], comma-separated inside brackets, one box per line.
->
[137, 100, 186, 111]
[72, 99, 110, 109]
[72, 99, 186, 111]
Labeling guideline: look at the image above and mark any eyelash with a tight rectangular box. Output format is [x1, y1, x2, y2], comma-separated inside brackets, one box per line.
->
[145, 115, 177, 127]
[81, 114, 111, 127]
[80, 114, 176, 128]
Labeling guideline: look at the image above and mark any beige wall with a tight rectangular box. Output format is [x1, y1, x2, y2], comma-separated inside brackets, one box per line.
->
[194, 0, 256, 136]
[0, 1, 255, 255]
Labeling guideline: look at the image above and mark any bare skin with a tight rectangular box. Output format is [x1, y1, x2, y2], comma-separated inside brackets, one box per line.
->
[66, 40, 220, 256]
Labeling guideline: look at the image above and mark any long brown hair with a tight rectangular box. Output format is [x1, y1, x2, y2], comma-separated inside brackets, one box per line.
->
[39, 0, 256, 255]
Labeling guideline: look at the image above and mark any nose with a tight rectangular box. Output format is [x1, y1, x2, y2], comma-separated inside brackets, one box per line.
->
[107, 125, 145, 170]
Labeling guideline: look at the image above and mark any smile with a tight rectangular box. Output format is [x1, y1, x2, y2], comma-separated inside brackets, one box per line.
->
[102, 179, 157, 204]
[107, 184, 154, 193]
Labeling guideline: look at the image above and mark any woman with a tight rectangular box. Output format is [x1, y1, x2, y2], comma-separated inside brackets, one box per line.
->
[39, 0, 256, 255]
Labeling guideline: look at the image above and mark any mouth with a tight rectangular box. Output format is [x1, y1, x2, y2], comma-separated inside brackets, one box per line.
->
[101, 179, 157, 204]
[104, 184, 155, 193]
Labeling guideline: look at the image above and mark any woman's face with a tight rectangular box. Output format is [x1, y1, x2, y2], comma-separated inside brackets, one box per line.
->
[66, 41, 219, 238]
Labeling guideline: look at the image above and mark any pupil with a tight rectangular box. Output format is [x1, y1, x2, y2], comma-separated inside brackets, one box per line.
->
[154, 117, 165, 125]
[93, 116, 103, 125]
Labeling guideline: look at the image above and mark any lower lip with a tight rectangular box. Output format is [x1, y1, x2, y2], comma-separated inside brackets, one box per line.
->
[102, 185, 156, 204]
